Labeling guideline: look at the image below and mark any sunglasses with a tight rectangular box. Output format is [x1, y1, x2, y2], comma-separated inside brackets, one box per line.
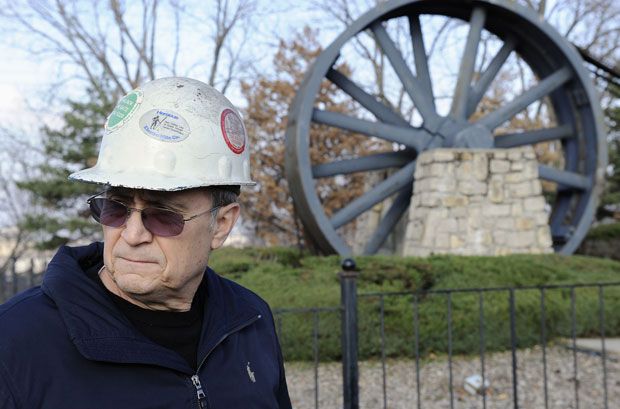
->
[87, 193, 220, 237]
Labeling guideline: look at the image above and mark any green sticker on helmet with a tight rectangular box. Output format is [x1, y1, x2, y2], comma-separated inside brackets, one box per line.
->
[105, 90, 142, 131]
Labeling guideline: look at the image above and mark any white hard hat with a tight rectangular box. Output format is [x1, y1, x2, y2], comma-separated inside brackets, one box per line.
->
[69, 77, 255, 190]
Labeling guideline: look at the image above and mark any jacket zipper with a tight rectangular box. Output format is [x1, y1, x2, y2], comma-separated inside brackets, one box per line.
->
[191, 374, 207, 408]
[190, 314, 262, 409]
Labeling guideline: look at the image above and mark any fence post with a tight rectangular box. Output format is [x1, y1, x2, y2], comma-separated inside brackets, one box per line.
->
[340, 258, 359, 409]
[11, 256, 18, 297]
[0, 266, 5, 303]
[29, 258, 35, 287]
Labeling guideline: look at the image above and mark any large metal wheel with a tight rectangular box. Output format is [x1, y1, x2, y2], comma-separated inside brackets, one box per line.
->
[285, 0, 607, 255]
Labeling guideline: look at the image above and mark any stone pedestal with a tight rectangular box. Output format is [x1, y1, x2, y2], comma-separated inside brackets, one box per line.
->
[403, 147, 553, 257]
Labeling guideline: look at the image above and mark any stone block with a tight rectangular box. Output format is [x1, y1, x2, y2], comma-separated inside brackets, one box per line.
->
[430, 208, 449, 219]
[411, 194, 421, 207]
[451, 207, 468, 218]
[458, 217, 469, 232]
[511, 231, 536, 248]
[450, 234, 464, 249]
[435, 178, 457, 192]
[537, 226, 552, 248]
[428, 162, 455, 178]
[411, 248, 433, 257]
[465, 206, 482, 225]
[490, 159, 510, 173]
[508, 181, 533, 198]
[456, 161, 473, 180]
[420, 193, 442, 207]
[515, 217, 535, 231]
[524, 196, 546, 212]
[414, 164, 424, 179]
[508, 150, 523, 161]
[523, 160, 538, 179]
[494, 247, 513, 256]
[442, 195, 468, 207]
[431, 149, 456, 162]
[417, 151, 434, 165]
[473, 154, 488, 180]
[511, 202, 524, 216]
[460, 151, 474, 161]
[510, 161, 524, 171]
[437, 219, 458, 233]
[493, 150, 507, 159]
[488, 179, 504, 203]
[531, 180, 542, 195]
[493, 230, 507, 244]
[410, 207, 429, 220]
[435, 233, 450, 248]
[534, 212, 549, 225]
[484, 204, 511, 216]
[459, 180, 487, 195]
[469, 230, 493, 248]
[496, 218, 515, 230]
[505, 172, 526, 183]
[405, 220, 424, 241]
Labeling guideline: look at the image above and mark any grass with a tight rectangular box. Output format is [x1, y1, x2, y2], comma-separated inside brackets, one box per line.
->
[209, 247, 620, 361]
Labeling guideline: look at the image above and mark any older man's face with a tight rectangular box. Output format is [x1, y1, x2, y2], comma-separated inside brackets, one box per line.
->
[100, 188, 238, 311]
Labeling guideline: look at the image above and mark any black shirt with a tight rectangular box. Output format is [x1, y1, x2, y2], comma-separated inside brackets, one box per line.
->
[85, 261, 205, 370]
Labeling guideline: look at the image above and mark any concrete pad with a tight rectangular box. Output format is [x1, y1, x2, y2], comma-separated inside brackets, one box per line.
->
[572, 338, 620, 355]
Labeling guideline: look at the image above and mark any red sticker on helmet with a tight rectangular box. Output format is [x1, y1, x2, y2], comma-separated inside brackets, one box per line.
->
[221, 109, 246, 154]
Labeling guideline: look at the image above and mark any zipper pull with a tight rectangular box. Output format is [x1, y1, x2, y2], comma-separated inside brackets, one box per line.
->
[191, 374, 208, 408]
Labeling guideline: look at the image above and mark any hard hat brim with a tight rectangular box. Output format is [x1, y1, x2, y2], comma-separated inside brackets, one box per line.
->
[69, 166, 256, 191]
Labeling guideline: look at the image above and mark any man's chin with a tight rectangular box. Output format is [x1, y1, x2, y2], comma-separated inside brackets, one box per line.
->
[110, 269, 160, 296]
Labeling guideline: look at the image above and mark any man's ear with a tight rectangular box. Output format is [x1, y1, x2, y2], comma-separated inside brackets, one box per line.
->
[210, 203, 241, 250]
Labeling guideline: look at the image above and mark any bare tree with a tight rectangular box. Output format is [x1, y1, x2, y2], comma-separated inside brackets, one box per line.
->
[0, 0, 262, 99]
[0, 131, 41, 275]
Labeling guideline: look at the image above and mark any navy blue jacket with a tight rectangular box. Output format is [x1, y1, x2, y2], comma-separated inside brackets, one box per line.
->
[0, 243, 292, 409]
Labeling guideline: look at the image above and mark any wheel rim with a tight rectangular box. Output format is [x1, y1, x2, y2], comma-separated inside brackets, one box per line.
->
[285, 0, 607, 255]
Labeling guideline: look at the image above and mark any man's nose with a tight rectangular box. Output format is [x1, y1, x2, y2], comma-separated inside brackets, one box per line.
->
[121, 209, 153, 245]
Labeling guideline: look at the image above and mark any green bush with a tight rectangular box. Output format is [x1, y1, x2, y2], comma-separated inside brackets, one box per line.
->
[209, 248, 620, 361]
[585, 222, 620, 240]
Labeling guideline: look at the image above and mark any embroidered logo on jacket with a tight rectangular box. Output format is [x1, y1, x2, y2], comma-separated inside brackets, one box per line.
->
[246, 362, 256, 383]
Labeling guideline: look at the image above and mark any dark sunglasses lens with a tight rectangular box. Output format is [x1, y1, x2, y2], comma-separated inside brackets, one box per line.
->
[142, 208, 185, 237]
[90, 198, 127, 227]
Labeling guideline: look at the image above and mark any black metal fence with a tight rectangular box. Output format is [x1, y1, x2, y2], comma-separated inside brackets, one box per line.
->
[0, 258, 45, 303]
[274, 262, 619, 409]
[2, 259, 618, 408]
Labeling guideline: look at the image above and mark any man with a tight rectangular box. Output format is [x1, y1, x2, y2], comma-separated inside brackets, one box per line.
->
[0, 77, 292, 408]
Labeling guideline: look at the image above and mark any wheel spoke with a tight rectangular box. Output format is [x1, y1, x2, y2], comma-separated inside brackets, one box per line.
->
[538, 165, 589, 190]
[330, 161, 417, 229]
[408, 15, 435, 110]
[312, 109, 432, 151]
[312, 151, 412, 178]
[370, 21, 439, 127]
[326, 68, 409, 126]
[467, 37, 516, 117]
[364, 185, 412, 254]
[477, 66, 573, 130]
[450, 7, 486, 120]
[495, 124, 574, 148]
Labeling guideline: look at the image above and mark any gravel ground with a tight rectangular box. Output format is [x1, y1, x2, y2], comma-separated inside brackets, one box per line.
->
[285, 346, 619, 409]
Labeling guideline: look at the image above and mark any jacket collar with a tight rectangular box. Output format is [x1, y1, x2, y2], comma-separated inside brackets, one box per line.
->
[42, 243, 261, 374]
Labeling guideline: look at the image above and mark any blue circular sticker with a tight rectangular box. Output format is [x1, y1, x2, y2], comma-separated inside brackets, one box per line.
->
[139, 109, 190, 142]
